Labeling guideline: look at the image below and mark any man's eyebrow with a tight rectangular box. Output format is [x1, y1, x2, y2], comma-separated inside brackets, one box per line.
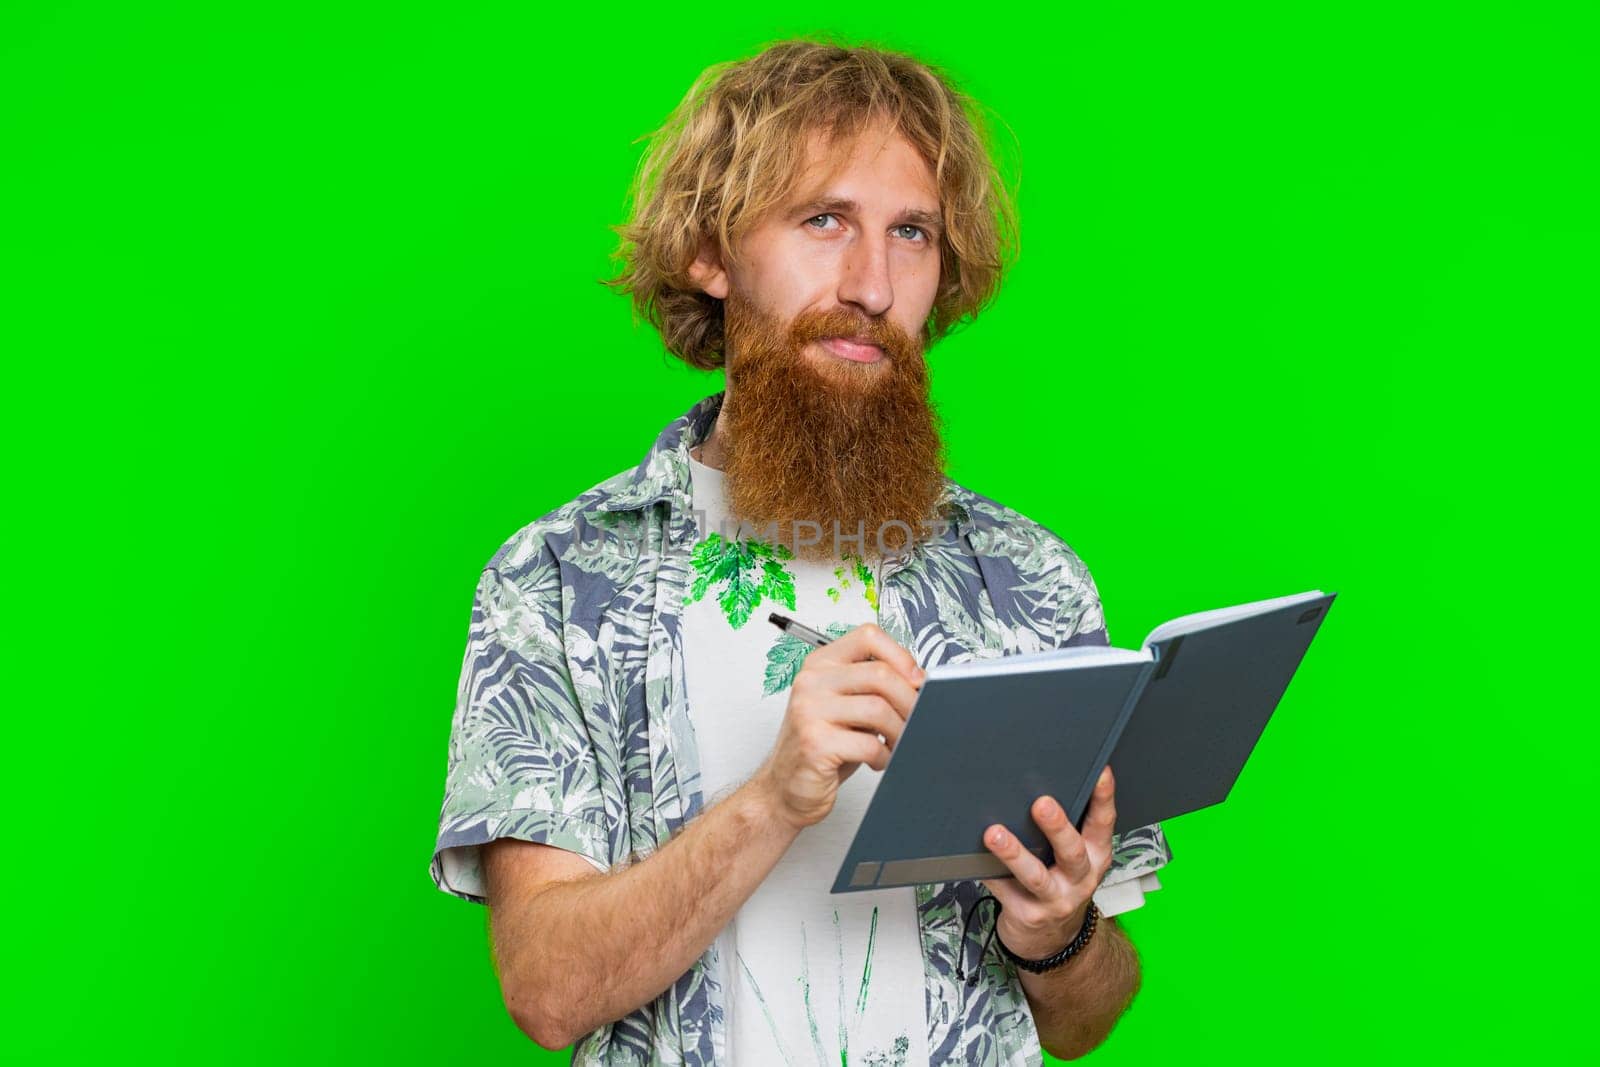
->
[793, 196, 943, 236]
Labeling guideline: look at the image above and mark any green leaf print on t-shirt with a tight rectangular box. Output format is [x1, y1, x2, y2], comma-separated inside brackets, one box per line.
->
[734, 905, 908, 1067]
[684, 532, 797, 628]
[824, 553, 878, 611]
[763, 622, 853, 696]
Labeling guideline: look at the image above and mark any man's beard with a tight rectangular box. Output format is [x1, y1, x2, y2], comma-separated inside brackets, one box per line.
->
[717, 288, 947, 562]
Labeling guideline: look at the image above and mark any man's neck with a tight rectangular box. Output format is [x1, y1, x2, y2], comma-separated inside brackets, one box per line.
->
[693, 409, 731, 470]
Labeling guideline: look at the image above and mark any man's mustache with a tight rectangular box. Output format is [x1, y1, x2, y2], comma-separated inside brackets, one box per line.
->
[784, 311, 921, 363]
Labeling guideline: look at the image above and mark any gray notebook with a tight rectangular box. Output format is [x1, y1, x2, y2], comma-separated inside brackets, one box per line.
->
[831, 589, 1336, 894]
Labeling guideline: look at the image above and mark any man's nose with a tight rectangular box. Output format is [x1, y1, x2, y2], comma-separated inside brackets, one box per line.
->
[837, 233, 893, 318]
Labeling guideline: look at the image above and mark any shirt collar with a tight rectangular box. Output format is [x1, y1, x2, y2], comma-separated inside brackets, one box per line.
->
[594, 391, 723, 515]
[596, 390, 974, 541]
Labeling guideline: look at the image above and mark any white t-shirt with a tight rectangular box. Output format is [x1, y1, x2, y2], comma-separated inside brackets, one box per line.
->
[681, 453, 930, 1067]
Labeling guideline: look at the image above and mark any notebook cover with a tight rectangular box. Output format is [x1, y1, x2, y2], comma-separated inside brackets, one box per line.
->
[830, 657, 1149, 893]
[830, 591, 1337, 894]
[1106, 591, 1337, 832]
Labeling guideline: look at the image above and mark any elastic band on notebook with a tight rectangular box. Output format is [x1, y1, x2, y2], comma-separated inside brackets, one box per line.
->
[955, 891, 1002, 984]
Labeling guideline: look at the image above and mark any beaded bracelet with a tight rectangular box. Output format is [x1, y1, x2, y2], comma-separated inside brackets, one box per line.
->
[996, 900, 1100, 973]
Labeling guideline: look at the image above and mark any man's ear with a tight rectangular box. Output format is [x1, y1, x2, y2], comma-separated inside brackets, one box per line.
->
[687, 236, 730, 300]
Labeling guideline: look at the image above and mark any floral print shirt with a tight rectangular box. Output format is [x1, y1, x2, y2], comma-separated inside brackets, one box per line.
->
[429, 391, 1173, 1065]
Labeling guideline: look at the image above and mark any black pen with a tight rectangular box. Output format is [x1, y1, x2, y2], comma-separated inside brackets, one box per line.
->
[768, 612, 832, 648]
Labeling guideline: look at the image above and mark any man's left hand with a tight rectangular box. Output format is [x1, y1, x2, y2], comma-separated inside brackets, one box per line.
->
[980, 764, 1116, 959]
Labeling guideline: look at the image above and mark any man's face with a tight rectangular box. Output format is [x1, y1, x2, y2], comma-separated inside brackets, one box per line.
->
[704, 119, 943, 364]
[688, 119, 949, 561]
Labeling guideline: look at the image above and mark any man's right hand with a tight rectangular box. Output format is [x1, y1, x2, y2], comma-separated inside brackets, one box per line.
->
[753, 622, 926, 830]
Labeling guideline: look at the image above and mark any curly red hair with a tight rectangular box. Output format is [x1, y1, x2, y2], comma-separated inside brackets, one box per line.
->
[601, 36, 1021, 369]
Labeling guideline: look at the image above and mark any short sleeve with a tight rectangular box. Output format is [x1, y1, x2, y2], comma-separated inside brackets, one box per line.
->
[429, 553, 612, 905]
[1057, 553, 1175, 893]
[1056, 548, 1109, 648]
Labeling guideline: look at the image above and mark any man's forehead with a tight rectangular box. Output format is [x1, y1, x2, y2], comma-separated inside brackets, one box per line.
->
[786, 124, 941, 219]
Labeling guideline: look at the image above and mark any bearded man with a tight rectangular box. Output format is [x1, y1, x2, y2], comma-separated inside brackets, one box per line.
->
[429, 37, 1172, 1066]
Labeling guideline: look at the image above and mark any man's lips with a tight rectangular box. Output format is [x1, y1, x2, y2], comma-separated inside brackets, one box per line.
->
[816, 336, 885, 362]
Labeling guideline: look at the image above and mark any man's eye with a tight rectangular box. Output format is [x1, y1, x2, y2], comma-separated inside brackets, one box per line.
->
[805, 215, 928, 242]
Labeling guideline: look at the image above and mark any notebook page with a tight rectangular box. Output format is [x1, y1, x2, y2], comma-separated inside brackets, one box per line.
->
[1140, 589, 1328, 649]
[927, 643, 1151, 680]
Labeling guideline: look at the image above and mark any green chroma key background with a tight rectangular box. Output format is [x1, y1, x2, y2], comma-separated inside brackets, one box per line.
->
[3, 2, 1591, 1062]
